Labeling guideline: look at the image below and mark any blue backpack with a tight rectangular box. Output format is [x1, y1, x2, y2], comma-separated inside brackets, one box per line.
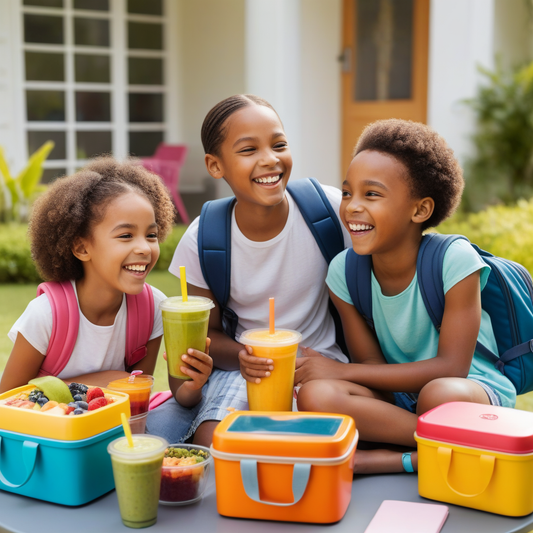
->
[345, 232, 533, 395]
[197, 177, 346, 344]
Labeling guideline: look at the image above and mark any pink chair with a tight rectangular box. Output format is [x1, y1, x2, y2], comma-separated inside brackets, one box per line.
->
[140, 143, 190, 224]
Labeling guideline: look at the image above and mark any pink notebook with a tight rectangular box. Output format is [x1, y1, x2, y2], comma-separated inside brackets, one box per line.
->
[364, 500, 449, 533]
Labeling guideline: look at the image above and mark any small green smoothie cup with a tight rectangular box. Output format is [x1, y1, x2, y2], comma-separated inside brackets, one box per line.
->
[108, 435, 168, 528]
[160, 296, 214, 380]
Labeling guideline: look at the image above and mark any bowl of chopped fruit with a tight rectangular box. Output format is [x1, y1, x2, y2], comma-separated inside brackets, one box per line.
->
[159, 444, 212, 505]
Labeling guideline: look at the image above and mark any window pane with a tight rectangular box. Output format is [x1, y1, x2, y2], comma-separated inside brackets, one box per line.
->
[127, 0, 162, 16]
[28, 131, 66, 159]
[27, 90, 65, 121]
[74, 0, 109, 10]
[24, 14, 63, 44]
[40, 168, 66, 184]
[24, 0, 63, 7]
[25, 52, 64, 82]
[75, 54, 110, 83]
[129, 131, 163, 157]
[76, 131, 112, 158]
[354, 0, 413, 101]
[74, 17, 110, 47]
[129, 93, 163, 122]
[128, 57, 163, 85]
[76, 92, 111, 121]
[128, 22, 162, 50]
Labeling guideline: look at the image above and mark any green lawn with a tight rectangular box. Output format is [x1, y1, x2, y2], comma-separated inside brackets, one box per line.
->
[0, 270, 179, 392]
[2, 274, 533, 410]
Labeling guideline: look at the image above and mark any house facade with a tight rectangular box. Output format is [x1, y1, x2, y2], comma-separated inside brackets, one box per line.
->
[0, 0, 531, 217]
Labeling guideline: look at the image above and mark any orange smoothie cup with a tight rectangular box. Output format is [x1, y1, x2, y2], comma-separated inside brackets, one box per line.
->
[239, 329, 302, 411]
[107, 375, 154, 416]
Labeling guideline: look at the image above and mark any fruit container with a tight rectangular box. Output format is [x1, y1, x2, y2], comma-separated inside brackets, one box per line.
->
[416, 401, 533, 516]
[211, 411, 358, 524]
[0, 384, 130, 441]
[0, 425, 124, 505]
[159, 443, 212, 506]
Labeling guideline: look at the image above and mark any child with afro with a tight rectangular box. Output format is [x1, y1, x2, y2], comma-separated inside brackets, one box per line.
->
[295, 119, 515, 474]
[0, 158, 213, 413]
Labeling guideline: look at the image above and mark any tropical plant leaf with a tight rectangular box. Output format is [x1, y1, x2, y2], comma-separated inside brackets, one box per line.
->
[16, 141, 54, 198]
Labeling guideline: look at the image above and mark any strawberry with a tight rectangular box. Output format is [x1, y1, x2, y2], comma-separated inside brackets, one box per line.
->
[88, 397, 108, 411]
[86, 387, 105, 403]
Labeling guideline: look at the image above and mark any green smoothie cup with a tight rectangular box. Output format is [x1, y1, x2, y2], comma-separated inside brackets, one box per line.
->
[160, 296, 215, 380]
[107, 435, 168, 528]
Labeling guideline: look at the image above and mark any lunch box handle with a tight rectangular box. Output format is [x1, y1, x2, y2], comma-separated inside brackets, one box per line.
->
[240, 459, 311, 506]
[437, 446, 495, 498]
[0, 437, 39, 489]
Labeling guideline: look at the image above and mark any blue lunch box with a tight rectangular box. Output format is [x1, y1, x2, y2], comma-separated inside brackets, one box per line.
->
[0, 425, 124, 505]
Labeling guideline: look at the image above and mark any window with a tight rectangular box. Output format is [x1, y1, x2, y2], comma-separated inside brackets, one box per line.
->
[21, 0, 167, 182]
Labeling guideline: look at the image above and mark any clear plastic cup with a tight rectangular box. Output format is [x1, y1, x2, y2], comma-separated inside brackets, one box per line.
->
[159, 443, 212, 506]
[160, 296, 214, 380]
[129, 412, 148, 434]
[239, 328, 302, 411]
[107, 375, 154, 416]
[107, 435, 168, 528]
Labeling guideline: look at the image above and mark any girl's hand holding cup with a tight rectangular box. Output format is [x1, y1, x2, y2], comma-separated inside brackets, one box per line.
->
[238, 345, 274, 384]
[178, 337, 213, 391]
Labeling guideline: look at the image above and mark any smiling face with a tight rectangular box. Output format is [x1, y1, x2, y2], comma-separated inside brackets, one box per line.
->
[74, 191, 160, 295]
[341, 150, 433, 257]
[204, 104, 292, 209]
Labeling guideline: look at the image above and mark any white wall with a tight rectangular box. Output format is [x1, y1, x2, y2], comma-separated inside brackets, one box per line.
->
[299, 0, 342, 187]
[0, 0, 25, 174]
[244, 0, 342, 188]
[427, 0, 495, 164]
[493, 0, 533, 70]
[174, 0, 246, 197]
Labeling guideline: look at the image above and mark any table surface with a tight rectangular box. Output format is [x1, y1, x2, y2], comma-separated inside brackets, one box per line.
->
[1, 473, 533, 533]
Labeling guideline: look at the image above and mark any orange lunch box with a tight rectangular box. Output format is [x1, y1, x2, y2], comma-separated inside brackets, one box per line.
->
[211, 411, 358, 524]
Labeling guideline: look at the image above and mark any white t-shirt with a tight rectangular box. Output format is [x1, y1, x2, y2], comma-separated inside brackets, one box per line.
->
[8, 281, 166, 380]
[170, 184, 352, 362]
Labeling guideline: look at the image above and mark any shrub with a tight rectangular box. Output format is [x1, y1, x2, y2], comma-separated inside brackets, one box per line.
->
[0, 224, 40, 283]
[438, 198, 533, 275]
[0, 224, 187, 283]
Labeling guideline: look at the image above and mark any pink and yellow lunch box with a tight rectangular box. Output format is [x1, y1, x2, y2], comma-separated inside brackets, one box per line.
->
[211, 411, 358, 524]
[415, 401, 533, 516]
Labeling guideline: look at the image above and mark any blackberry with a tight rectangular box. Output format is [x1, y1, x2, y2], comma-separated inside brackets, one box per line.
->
[37, 396, 49, 406]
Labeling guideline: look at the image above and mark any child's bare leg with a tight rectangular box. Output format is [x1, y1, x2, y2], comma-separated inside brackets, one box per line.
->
[297, 379, 417, 447]
[417, 377, 491, 415]
[192, 420, 219, 447]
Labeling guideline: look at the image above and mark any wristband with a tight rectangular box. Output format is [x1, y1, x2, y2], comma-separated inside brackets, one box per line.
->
[401, 452, 414, 473]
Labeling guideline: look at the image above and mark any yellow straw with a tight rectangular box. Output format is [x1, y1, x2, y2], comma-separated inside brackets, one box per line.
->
[121, 412, 134, 447]
[269, 297, 275, 335]
[180, 266, 188, 302]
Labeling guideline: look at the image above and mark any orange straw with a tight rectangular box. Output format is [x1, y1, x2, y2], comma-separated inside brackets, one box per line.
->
[180, 266, 188, 302]
[269, 297, 275, 335]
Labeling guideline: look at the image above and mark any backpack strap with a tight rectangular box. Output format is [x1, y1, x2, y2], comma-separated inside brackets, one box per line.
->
[125, 284, 154, 367]
[198, 196, 239, 339]
[345, 249, 374, 329]
[287, 178, 345, 264]
[36, 281, 80, 377]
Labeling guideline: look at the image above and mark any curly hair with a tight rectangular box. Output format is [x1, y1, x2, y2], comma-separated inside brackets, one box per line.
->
[29, 157, 176, 281]
[201, 94, 279, 156]
[353, 119, 464, 229]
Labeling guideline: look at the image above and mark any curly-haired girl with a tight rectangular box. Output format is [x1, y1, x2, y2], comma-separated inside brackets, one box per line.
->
[0, 157, 213, 409]
[295, 119, 515, 474]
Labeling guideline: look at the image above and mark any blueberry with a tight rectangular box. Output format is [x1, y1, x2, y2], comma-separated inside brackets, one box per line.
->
[75, 401, 89, 410]
[68, 382, 81, 391]
[73, 394, 83, 401]
[68, 402, 78, 408]
[37, 396, 49, 406]
[73, 408, 85, 415]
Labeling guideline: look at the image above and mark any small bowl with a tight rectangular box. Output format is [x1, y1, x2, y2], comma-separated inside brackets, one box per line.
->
[159, 443, 212, 506]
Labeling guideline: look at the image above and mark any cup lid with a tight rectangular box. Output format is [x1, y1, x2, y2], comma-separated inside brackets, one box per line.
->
[108, 435, 168, 460]
[238, 328, 302, 347]
[159, 296, 214, 313]
[107, 375, 154, 390]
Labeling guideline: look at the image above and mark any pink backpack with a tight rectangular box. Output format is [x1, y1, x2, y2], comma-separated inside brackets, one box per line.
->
[36, 281, 154, 377]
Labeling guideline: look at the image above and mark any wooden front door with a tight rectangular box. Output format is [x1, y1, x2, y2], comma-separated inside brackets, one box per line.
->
[341, 0, 429, 174]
